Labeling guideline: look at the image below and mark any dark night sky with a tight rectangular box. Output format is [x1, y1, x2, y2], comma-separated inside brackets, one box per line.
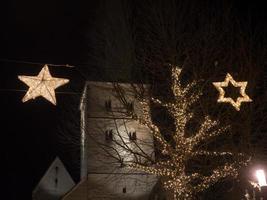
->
[0, 1, 267, 200]
[0, 1, 95, 199]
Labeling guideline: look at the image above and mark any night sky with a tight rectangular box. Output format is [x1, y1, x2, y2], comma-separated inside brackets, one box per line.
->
[1, 1, 267, 200]
[1, 1, 95, 199]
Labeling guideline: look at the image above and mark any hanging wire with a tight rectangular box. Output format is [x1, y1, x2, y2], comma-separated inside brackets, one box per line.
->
[0, 58, 75, 68]
[0, 88, 81, 95]
[0, 58, 84, 94]
[0, 58, 136, 70]
[0, 57, 136, 94]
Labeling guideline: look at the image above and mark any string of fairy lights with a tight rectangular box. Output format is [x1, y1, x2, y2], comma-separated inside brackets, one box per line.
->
[1, 58, 255, 197]
[1, 58, 253, 109]
[129, 66, 253, 199]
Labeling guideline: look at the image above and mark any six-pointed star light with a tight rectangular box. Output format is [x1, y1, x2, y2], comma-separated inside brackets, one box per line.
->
[18, 65, 69, 105]
[212, 73, 252, 111]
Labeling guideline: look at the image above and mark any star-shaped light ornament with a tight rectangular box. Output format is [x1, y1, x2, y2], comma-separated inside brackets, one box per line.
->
[213, 73, 252, 111]
[18, 65, 69, 105]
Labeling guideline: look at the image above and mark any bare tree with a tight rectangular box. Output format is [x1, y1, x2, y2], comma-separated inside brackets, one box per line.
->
[58, 1, 267, 199]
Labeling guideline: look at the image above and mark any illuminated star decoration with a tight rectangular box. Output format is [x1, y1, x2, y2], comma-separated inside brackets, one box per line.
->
[213, 73, 252, 111]
[18, 65, 69, 105]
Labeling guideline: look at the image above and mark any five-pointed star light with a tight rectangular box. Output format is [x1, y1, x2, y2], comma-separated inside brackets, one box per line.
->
[18, 65, 69, 105]
[212, 73, 252, 111]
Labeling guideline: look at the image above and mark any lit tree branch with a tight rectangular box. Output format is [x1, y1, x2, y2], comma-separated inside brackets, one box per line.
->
[129, 65, 250, 199]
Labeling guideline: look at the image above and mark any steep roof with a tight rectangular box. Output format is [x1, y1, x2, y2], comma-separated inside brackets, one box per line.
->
[32, 157, 75, 200]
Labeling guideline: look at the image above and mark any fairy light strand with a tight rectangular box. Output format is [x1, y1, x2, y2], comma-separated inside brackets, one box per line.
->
[129, 65, 250, 199]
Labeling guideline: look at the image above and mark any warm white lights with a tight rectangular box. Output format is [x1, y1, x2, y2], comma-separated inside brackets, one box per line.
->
[18, 65, 69, 105]
[256, 169, 267, 187]
[129, 66, 250, 199]
[213, 73, 252, 111]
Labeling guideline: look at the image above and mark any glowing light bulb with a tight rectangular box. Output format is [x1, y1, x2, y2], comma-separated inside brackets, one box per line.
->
[256, 169, 267, 187]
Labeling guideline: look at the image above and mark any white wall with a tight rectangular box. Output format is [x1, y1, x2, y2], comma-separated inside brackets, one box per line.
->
[83, 82, 157, 199]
